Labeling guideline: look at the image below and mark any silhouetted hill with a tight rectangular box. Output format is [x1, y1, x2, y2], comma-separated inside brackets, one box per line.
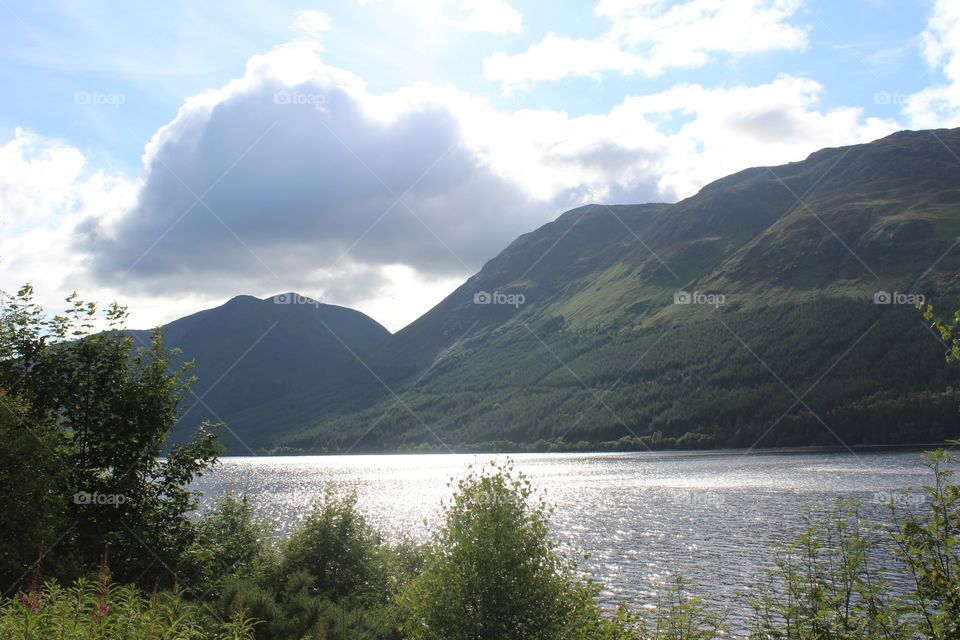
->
[129, 293, 389, 450]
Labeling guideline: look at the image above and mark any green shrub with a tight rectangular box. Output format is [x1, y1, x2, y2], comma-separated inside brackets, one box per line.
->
[182, 490, 273, 598]
[397, 461, 615, 640]
[0, 286, 222, 588]
[605, 576, 725, 640]
[749, 500, 906, 640]
[278, 487, 388, 605]
[208, 487, 412, 640]
[636, 576, 725, 640]
[0, 391, 75, 590]
[888, 449, 960, 639]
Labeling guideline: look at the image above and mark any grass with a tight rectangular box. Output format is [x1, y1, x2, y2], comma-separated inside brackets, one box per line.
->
[0, 577, 257, 640]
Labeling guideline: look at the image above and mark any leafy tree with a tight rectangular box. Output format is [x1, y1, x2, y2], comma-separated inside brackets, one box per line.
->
[0, 391, 74, 590]
[397, 461, 615, 640]
[278, 487, 388, 604]
[750, 500, 906, 640]
[889, 449, 960, 640]
[0, 285, 222, 587]
[183, 490, 272, 600]
[923, 304, 960, 363]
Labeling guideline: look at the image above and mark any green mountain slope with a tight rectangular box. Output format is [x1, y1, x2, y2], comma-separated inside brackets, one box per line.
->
[263, 127, 960, 454]
[129, 293, 390, 450]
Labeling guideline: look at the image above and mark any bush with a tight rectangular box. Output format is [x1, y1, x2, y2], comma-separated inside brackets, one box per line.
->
[608, 576, 725, 640]
[0, 391, 75, 590]
[182, 490, 273, 599]
[397, 461, 615, 640]
[208, 487, 412, 640]
[278, 487, 389, 605]
[888, 449, 960, 639]
[750, 500, 905, 640]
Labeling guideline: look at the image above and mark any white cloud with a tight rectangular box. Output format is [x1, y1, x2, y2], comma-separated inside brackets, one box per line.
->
[485, 0, 809, 92]
[347, 264, 466, 330]
[452, 0, 522, 35]
[470, 74, 897, 203]
[0, 128, 88, 232]
[3, 11, 907, 332]
[293, 10, 332, 38]
[0, 128, 176, 326]
[906, 0, 960, 128]
[79, 41, 547, 330]
[484, 34, 653, 89]
[0, 126, 469, 332]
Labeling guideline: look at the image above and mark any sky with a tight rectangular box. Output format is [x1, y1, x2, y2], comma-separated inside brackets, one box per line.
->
[1, 0, 958, 332]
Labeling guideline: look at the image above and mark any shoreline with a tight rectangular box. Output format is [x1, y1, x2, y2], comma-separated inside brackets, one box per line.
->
[230, 441, 950, 458]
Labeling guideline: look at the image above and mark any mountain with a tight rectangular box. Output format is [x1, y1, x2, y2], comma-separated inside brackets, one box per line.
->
[128, 293, 390, 451]
[258, 127, 960, 454]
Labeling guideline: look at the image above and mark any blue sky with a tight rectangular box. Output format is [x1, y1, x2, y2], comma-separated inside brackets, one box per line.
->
[0, 1, 935, 168]
[0, 0, 957, 330]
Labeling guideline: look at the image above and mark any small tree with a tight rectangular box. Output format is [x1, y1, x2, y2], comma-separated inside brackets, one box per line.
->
[0, 285, 222, 587]
[889, 449, 960, 640]
[639, 576, 725, 640]
[278, 487, 388, 604]
[398, 461, 613, 640]
[0, 391, 74, 589]
[750, 501, 906, 640]
[183, 490, 273, 599]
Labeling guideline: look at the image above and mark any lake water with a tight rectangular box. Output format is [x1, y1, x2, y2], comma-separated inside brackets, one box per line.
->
[193, 448, 936, 631]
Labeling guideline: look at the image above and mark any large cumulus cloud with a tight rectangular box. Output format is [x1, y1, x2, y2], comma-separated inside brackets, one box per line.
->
[11, 22, 910, 330]
[74, 39, 901, 311]
[80, 43, 544, 297]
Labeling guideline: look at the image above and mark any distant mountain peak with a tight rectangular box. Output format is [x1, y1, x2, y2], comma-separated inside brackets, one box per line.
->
[131, 292, 391, 450]
[152, 127, 960, 454]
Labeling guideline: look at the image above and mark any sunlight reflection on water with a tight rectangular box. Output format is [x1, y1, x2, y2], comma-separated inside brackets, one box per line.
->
[193, 448, 933, 630]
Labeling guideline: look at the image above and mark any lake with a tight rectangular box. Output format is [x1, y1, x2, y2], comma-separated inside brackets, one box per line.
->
[193, 448, 936, 631]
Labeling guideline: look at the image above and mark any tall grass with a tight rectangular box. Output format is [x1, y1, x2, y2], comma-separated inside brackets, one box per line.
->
[0, 577, 257, 640]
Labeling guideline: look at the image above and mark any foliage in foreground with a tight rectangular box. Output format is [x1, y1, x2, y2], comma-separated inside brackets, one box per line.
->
[0, 286, 222, 590]
[6, 288, 960, 639]
[748, 448, 960, 640]
[0, 574, 256, 640]
[4, 452, 960, 639]
[397, 463, 616, 640]
[206, 488, 410, 640]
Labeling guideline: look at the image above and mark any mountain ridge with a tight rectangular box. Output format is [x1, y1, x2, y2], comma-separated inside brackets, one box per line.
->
[153, 127, 960, 453]
[272, 127, 960, 452]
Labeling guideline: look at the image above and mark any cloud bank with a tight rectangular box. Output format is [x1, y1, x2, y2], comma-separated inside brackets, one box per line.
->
[11, 1, 960, 330]
[484, 0, 809, 92]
